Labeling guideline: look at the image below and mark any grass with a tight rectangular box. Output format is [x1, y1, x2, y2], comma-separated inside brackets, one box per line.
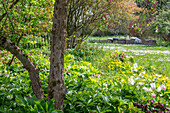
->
[83, 41, 170, 77]
[91, 43, 170, 51]
[129, 52, 168, 76]
[85, 36, 170, 77]
[126, 51, 170, 77]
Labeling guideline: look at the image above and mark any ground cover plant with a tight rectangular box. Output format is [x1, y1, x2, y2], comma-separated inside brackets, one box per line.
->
[0, 42, 170, 112]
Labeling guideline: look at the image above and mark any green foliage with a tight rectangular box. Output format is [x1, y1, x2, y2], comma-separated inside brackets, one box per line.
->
[156, 38, 170, 47]
[132, 0, 170, 40]
[0, 0, 53, 44]
[1, 45, 170, 112]
[64, 48, 170, 112]
[151, 9, 170, 41]
[66, 41, 104, 61]
[15, 96, 60, 113]
[133, 99, 170, 112]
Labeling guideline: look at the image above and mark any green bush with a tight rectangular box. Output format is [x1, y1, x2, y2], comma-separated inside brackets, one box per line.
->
[151, 9, 170, 41]
[157, 39, 170, 47]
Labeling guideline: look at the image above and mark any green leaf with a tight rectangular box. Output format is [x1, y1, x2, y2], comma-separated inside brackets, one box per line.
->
[33, 104, 39, 113]
[48, 99, 55, 112]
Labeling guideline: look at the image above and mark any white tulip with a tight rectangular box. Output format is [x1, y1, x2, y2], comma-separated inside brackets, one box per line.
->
[157, 86, 162, 92]
[150, 83, 156, 89]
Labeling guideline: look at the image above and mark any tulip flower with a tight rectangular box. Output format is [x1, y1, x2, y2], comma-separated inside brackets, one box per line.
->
[152, 93, 156, 98]
[150, 83, 156, 89]
[142, 71, 146, 74]
[143, 87, 152, 92]
[148, 88, 153, 92]
[161, 85, 166, 90]
[143, 87, 148, 91]
[138, 82, 144, 85]
[157, 86, 162, 92]
[131, 63, 138, 72]
[139, 73, 142, 77]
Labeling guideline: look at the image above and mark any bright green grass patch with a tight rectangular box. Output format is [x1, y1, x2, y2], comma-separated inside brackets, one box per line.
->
[125, 52, 170, 77]
[88, 42, 170, 51]
[87, 36, 170, 49]
[84, 43, 170, 77]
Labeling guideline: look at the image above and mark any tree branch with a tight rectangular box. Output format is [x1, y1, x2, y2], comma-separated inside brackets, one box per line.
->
[0, 37, 44, 99]
[0, 0, 20, 22]
[8, 34, 24, 66]
[1, 0, 16, 36]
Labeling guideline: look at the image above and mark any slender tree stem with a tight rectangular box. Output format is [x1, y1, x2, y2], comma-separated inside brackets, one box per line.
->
[1, 0, 16, 36]
[0, 0, 20, 21]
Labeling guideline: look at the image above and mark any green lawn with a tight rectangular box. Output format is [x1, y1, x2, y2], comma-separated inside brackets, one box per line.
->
[85, 38, 170, 77]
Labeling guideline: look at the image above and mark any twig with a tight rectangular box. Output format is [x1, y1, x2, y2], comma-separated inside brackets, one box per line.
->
[1, 0, 16, 36]
[0, 0, 20, 21]
[8, 34, 24, 66]
[0, 16, 7, 35]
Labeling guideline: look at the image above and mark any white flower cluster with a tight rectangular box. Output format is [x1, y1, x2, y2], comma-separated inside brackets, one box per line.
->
[129, 76, 135, 85]
[143, 83, 166, 98]
[131, 63, 138, 72]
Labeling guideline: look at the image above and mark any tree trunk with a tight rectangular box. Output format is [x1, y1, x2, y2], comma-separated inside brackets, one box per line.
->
[48, 0, 69, 111]
[0, 37, 44, 99]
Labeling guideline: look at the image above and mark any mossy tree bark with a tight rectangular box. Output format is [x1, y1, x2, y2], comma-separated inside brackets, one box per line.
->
[48, 0, 69, 111]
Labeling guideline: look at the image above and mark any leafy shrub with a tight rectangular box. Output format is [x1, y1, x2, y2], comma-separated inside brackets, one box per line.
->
[64, 49, 170, 112]
[151, 9, 170, 41]
[66, 41, 104, 61]
[15, 95, 60, 113]
[128, 20, 152, 39]
[156, 39, 170, 47]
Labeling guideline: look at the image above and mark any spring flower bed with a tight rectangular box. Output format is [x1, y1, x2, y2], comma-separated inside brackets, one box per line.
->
[0, 46, 170, 112]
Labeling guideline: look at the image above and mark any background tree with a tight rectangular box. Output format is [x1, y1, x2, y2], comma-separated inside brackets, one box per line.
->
[102, 0, 141, 36]
[66, 0, 141, 48]
[66, 0, 115, 48]
[128, 0, 169, 40]
[0, 0, 141, 49]
[151, 9, 170, 41]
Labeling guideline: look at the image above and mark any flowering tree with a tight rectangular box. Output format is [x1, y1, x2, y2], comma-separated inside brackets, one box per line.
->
[67, 0, 141, 47]
[105, 0, 141, 36]
[128, 0, 169, 39]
